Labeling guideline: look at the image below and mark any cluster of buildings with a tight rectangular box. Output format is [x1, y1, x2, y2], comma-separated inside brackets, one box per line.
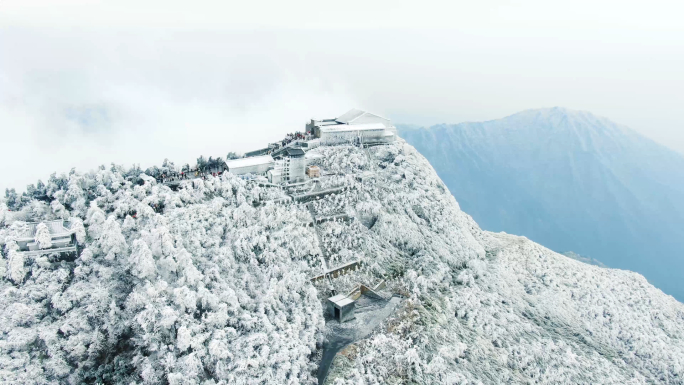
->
[223, 147, 310, 185]
[224, 109, 397, 185]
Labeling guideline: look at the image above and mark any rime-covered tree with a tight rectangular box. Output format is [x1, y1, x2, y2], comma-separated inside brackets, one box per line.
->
[4, 188, 19, 211]
[196, 156, 207, 173]
[34, 222, 52, 249]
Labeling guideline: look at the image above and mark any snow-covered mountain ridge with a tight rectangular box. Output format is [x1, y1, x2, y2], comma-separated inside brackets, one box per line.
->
[399, 107, 684, 301]
[1, 139, 683, 384]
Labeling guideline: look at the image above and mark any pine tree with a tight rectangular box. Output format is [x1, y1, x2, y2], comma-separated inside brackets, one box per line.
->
[34, 222, 52, 249]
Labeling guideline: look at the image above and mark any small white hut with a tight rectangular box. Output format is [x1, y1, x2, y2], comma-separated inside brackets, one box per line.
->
[328, 294, 355, 322]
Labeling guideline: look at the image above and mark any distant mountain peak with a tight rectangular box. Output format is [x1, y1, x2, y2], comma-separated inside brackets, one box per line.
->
[506, 106, 609, 126]
[399, 109, 684, 301]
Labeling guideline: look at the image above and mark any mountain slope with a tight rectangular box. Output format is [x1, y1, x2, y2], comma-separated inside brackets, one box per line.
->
[1, 140, 683, 384]
[399, 108, 684, 301]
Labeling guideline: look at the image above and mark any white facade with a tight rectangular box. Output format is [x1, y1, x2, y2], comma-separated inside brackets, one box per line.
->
[288, 157, 307, 182]
[269, 157, 307, 184]
[267, 169, 282, 184]
[226, 155, 274, 175]
[328, 294, 355, 322]
[307, 109, 397, 144]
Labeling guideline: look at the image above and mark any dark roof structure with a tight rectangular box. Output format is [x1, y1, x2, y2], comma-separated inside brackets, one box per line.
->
[283, 147, 305, 158]
[245, 148, 270, 157]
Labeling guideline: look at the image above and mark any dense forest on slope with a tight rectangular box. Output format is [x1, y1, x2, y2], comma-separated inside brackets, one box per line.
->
[1, 141, 683, 384]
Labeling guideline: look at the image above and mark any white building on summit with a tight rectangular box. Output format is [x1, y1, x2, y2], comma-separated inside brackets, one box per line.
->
[220, 109, 395, 185]
[225, 155, 274, 175]
[306, 109, 397, 144]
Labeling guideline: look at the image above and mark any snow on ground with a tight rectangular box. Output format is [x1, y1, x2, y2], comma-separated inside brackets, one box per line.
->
[0, 140, 683, 384]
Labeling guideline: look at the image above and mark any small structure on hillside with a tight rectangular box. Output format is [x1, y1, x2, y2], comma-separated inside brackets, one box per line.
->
[326, 281, 387, 322]
[306, 165, 320, 178]
[328, 294, 355, 322]
[16, 220, 78, 256]
[310, 260, 361, 283]
[226, 155, 274, 176]
[266, 168, 282, 184]
[306, 109, 397, 145]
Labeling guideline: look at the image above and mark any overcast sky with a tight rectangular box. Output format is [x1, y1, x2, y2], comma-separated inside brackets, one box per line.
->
[1, 0, 683, 192]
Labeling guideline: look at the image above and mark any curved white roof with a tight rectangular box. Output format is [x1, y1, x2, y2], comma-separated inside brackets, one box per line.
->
[336, 109, 366, 123]
[336, 109, 390, 127]
[320, 122, 388, 132]
[17, 220, 72, 241]
[226, 155, 274, 169]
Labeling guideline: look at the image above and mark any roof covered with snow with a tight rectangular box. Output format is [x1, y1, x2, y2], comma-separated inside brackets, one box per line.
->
[319, 123, 388, 132]
[282, 147, 305, 157]
[335, 109, 367, 124]
[336, 109, 390, 126]
[17, 220, 72, 240]
[226, 155, 274, 169]
[328, 294, 354, 307]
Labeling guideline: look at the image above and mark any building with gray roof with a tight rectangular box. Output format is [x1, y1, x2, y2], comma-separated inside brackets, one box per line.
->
[16, 220, 78, 256]
[306, 109, 397, 145]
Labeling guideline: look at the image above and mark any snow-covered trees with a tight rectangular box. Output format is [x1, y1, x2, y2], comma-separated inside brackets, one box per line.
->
[0, 157, 330, 383]
[3, 188, 20, 211]
[128, 239, 155, 279]
[0, 200, 7, 227]
[311, 143, 684, 385]
[34, 222, 52, 249]
[0, 141, 683, 384]
[6, 248, 25, 284]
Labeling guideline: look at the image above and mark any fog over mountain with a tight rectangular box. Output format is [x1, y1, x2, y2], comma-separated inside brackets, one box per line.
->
[3, 0, 684, 194]
[399, 107, 684, 301]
